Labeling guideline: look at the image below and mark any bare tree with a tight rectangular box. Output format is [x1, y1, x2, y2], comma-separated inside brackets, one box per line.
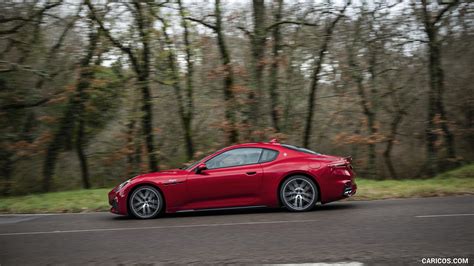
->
[187, 0, 239, 144]
[42, 14, 99, 191]
[178, 0, 196, 160]
[156, 7, 195, 161]
[269, 0, 283, 132]
[87, 1, 159, 172]
[303, 2, 349, 148]
[417, 0, 460, 175]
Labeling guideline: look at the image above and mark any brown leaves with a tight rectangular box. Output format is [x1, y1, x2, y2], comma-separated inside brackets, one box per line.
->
[37, 115, 57, 124]
[431, 114, 456, 148]
[231, 85, 249, 94]
[8, 131, 53, 158]
[46, 95, 68, 105]
[332, 132, 386, 145]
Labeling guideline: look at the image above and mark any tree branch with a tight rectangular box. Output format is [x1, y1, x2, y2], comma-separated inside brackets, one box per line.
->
[266, 20, 318, 31]
[0, 1, 63, 35]
[236, 25, 254, 39]
[0, 60, 49, 77]
[434, 0, 459, 25]
[1, 98, 51, 111]
[85, 0, 140, 73]
[185, 17, 217, 31]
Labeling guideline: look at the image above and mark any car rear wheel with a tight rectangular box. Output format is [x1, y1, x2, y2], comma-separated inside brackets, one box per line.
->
[280, 175, 318, 212]
[129, 186, 163, 219]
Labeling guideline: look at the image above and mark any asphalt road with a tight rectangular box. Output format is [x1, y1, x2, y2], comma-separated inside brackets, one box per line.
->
[0, 196, 473, 265]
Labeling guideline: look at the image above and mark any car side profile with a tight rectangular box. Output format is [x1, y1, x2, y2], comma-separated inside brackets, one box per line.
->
[108, 139, 357, 219]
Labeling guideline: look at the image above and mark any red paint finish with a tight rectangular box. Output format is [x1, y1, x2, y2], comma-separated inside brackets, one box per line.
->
[108, 141, 357, 216]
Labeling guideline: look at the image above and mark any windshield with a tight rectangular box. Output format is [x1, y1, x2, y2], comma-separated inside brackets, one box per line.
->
[281, 144, 320, 155]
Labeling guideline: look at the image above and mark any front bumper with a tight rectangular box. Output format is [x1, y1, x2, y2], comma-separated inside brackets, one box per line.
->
[108, 188, 128, 215]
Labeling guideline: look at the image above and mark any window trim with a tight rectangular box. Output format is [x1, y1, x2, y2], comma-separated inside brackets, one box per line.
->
[204, 147, 264, 170]
[281, 144, 320, 155]
[258, 148, 280, 163]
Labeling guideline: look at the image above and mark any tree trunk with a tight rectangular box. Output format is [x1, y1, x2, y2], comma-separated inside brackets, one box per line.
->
[269, 0, 283, 132]
[1, 112, 36, 195]
[383, 113, 403, 180]
[162, 6, 195, 161]
[0, 151, 13, 196]
[348, 48, 377, 179]
[178, 0, 195, 160]
[162, 28, 192, 161]
[383, 143, 397, 180]
[364, 94, 377, 179]
[74, 70, 92, 190]
[186, 0, 238, 144]
[87, 1, 159, 171]
[215, 0, 238, 144]
[430, 39, 457, 170]
[303, 9, 346, 148]
[134, 2, 158, 172]
[246, 0, 266, 137]
[421, 0, 458, 175]
[42, 16, 98, 192]
[126, 119, 139, 176]
[42, 108, 75, 192]
[139, 76, 158, 172]
[366, 47, 378, 179]
[359, 78, 378, 179]
[76, 118, 90, 189]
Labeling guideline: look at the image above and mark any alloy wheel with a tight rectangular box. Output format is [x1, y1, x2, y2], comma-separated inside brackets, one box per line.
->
[129, 186, 162, 219]
[281, 176, 317, 211]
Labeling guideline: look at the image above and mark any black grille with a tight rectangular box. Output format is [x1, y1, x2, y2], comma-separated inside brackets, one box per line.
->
[111, 199, 118, 210]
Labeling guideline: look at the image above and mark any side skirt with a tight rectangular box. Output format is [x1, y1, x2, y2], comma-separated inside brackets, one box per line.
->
[175, 205, 268, 213]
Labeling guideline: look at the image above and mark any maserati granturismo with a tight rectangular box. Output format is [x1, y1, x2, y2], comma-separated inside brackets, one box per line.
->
[108, 139, 357, 219]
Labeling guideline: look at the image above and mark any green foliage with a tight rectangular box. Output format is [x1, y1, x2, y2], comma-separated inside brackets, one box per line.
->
[83, 65, 125, 135]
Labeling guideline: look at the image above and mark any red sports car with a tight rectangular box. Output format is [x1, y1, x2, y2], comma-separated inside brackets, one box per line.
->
[108, 140, 357, 219]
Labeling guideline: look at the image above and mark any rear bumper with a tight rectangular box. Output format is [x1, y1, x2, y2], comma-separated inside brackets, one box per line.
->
[343, 181, 357, 197]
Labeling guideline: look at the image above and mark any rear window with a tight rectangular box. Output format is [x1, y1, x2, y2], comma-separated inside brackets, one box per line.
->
[281, 144, 320, 155]
[259, 149, 279, 163]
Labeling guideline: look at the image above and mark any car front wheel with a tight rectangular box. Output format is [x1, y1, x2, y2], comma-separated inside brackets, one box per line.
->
[129, 185, 163, 219]
[280, 175, 318, 212]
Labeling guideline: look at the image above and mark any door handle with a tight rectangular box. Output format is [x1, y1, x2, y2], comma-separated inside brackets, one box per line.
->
[246, 171, 257, 175]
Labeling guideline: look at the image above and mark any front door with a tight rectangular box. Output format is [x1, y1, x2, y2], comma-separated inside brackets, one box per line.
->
[185, 148, 264, 210]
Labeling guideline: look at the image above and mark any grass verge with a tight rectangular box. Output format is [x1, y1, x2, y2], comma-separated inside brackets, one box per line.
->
[352, 163, 474, 200]
[0, 188, 111, 214]
[0, 164, 473, 214]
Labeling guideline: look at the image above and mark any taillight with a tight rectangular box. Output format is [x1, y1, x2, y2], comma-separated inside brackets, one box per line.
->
[344, 156, 353, 164]
[330, 163, 347, 168]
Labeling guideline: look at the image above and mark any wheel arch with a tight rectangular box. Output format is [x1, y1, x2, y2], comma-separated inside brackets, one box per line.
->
[277, 171, 321, 206]
[126, 182, 167, 215]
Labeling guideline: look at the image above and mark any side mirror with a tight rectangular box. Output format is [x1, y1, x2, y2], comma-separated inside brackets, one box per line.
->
[195, 163, 207, 174]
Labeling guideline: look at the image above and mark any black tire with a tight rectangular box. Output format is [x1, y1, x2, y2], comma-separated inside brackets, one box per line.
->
[280, 175, 318, 212]
[128, 185, 163, 219]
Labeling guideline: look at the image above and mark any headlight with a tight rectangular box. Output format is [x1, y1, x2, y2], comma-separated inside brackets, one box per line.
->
[117, 179, 131, 191]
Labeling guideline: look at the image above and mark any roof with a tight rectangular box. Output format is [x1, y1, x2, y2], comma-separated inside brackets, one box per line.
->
[224, 141, 283, 150]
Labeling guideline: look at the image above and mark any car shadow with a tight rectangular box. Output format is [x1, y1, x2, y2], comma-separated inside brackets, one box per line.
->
[112, 202, 356, 220]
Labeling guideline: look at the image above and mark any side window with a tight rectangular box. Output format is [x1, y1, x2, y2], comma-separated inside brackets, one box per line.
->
[206, 148, 263, 169]
[259, 149, 279, 163]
